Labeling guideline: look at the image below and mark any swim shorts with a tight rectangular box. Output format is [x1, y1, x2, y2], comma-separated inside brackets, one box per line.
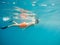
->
[19, 22, 27, 28]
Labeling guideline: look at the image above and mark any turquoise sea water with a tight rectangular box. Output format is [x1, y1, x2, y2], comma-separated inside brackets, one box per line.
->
[0, 0, 60, 45]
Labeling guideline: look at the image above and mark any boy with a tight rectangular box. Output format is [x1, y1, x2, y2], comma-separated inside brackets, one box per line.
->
[1, 8, 39, 29]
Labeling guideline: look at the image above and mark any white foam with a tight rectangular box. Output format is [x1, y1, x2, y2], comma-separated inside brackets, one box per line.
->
[32, 4, 36, 6]
[51, 3, 55, 6]
[13, 2, 16, 4]
[32, 1, 37, 3]
[2, 2, 6, 3]
[3, 17, 10, 21]
[40, 4, 47, 7]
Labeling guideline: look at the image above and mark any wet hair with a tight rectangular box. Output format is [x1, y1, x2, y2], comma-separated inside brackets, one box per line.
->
[35, 19, 39, 24]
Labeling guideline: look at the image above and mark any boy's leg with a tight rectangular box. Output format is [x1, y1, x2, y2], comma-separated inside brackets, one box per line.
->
[12, 21, 18, 24]
[1, 24, 19, 29]
[8, 24, 19, 27]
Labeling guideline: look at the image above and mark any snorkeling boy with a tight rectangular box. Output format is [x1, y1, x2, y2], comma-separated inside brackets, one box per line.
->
[1, 8, 39, 29]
